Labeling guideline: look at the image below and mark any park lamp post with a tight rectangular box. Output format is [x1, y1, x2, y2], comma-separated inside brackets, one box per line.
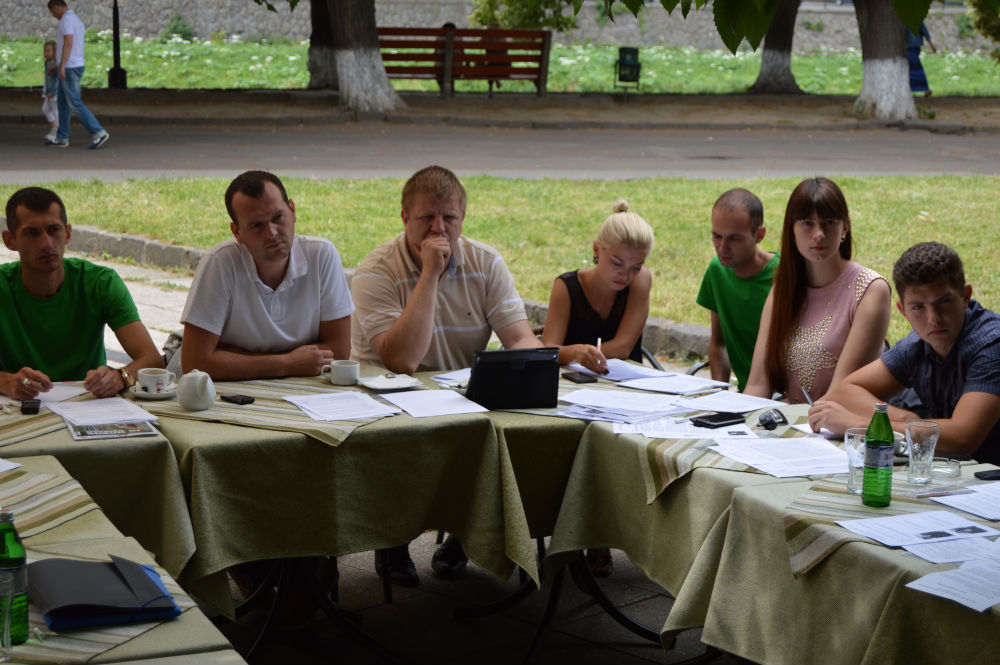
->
[107, 0, 127, 89]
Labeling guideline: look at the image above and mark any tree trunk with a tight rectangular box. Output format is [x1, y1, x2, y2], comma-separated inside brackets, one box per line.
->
[308, 0, 338, 89]
[853, 0, 915, 120]
[328, 0, 404, 113]
[749, 0, 803, 94]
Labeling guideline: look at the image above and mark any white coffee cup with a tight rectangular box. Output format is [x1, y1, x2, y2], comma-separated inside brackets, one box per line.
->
[321, 360, 360, 386]
[137, 367, 176, 394]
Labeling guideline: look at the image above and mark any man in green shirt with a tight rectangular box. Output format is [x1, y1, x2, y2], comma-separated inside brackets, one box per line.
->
[696, 188, 779, 391]
[1, 187, 163, 400]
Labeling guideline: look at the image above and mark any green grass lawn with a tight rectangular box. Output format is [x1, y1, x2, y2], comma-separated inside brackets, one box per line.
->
[2, 34, 999, 95]
[6, 175, 996, 345]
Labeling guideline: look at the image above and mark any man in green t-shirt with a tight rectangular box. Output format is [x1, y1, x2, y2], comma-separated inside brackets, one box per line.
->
[1, 187, 163, 400]
[696, 188, 779, 391]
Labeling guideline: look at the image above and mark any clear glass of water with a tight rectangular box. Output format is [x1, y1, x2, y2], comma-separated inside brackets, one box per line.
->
[0, 569, 13, 662]
[907, 419, 940, 484]
[844, 427, 867, 495]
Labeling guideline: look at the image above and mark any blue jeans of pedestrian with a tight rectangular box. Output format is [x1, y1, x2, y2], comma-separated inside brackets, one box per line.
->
[57, 66, 104, 139]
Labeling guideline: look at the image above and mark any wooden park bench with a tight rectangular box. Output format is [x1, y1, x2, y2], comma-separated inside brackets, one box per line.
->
[377, 27, 552, 97]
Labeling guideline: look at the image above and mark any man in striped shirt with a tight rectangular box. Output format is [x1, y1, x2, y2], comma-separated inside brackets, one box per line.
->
[351, 165, 540, 586]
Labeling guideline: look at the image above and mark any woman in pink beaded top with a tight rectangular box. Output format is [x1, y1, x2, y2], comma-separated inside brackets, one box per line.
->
[745, 177, 891, 403]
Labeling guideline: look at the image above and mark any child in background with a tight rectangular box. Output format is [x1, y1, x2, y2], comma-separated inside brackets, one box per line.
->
[42, 40, 59, 143]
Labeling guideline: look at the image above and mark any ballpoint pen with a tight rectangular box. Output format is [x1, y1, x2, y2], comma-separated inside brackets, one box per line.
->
[801, 386, 814, 406]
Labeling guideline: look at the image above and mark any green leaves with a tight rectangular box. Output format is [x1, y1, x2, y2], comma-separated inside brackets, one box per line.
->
[712, 0, 778, 53]
[890, 0, 932, 34]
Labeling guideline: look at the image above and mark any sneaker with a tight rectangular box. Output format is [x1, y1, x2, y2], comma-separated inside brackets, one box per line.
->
[44, 129, 57, 143]
[431, 534, 468, 580]
[44, 137, 69, 148]
[89, 131, 110, 150]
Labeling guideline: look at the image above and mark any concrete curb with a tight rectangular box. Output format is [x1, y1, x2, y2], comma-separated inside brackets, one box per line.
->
[66, 224, 710, 359]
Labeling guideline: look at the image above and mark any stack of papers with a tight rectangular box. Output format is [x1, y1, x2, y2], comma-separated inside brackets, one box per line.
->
[678, 391, 784, 414]
[430, 368, 471, 387]
[284, 392, 400, 421]
[710, 436, 847, 477]
[37, 383, 89, 404]
[559, 388, 688, 423]
[47, 397, 157, 426]
[930, 481, 1000, 521]
[567, 358, 666, 382]
[381, 389, 487, 418]
[618, 374, 731, 395]
[615, 418, 755, 438]
[836, 511, 1000, 548]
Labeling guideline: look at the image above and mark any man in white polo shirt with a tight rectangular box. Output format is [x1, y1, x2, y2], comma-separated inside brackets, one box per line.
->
[175, 170, 353, 379]
[351, 165, 540, 587]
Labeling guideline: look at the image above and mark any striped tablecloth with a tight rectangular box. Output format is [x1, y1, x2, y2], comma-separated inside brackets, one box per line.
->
[139, 377, 396, 447]
[0, 411, 66, 449]
[783, 468, 996, 576]
[639, 406, 813, 503]
[0, 463, 201, 665]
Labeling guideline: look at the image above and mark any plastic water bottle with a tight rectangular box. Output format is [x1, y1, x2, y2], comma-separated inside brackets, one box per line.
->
[862, 403, 894, 507]
[0, 511, 28, 644]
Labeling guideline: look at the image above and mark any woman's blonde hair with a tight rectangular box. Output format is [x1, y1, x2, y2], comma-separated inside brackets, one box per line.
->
[595, 199, 655, 251]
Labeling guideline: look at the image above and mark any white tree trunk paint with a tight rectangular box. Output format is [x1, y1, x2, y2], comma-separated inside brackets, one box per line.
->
[334, 47, 404, 114]
[855, 57, 916, 121]
[307, 45, 338, 90]
[752, 48, 800, 93]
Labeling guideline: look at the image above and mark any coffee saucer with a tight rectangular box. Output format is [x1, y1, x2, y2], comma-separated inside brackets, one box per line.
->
[130, 384, 177, 401]
[358, 374, 422, 392]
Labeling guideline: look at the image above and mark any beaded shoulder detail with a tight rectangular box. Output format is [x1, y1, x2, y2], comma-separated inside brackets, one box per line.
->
[854, 267, 886, 302]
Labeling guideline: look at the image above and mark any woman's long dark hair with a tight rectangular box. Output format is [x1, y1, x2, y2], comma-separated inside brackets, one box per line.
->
[763, 177, 853, 393]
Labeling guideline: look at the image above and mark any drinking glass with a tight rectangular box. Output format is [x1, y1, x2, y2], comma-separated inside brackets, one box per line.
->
[0, 570, 13, 662]
[907, 419, 940, 484]
[844, 427, 867, 495]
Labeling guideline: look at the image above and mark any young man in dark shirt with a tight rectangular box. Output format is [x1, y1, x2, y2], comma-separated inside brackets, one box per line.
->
[809, 242, 1000, 463]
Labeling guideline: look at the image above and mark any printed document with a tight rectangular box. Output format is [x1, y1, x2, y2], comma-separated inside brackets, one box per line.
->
[567, 358, 666, 382]
[710, 436, 847, 477]
[837, 510, 1000, 547]
[903, 537, 1000, 564]
[618, 374, 730, 395]
[284, 392, 400, 421]
[678, 391, 784, 413]
[381, 389, 488, 418]
[615, 418, 755, 439]
[37, 382, 89, 404]
[47, 397, 156, 427]
[906, 560, 1000, 611]
[931, 482, 1000, 521]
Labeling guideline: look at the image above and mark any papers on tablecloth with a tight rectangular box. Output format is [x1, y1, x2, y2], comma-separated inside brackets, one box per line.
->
[381, 389, 487, 418]
[614, 417, 755, 439]
[559, 388, 688, 423]
[567, 358, 666, 382]
[836, 510, 1000, 548]
[679, 391, 784, 414]
[791, 423, 839, 439]
[283, 392, 400, 421]
[930, 482, 1000, 521]
[710, 436, 847, 477]
[903, 537, 1000, 564]
[431, 368, 471, 387]
[46, 397, 157, 426]
[906, 560, 1000, 611]
[37, 382, 89, 404]
[618, 374, 730, 395]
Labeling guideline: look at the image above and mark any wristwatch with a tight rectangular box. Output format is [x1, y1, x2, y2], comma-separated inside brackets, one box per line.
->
[117, 367, 135, 390]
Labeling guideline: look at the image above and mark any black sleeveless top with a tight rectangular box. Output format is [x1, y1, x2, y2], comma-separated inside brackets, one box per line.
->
[557, 270, 643, 362]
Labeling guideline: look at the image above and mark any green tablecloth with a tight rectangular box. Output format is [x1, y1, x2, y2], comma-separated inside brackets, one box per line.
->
[6, 456, 237, 665]
[665, 476, 1000, 665]
[0, 415, 196, 579]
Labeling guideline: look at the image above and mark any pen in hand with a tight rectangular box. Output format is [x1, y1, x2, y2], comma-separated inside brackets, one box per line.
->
[801, 386, 814, 406]
[596, 337, 608, 374]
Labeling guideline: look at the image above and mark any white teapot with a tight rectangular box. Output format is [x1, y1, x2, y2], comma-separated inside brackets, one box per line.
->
[177, 369, 216, 412]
